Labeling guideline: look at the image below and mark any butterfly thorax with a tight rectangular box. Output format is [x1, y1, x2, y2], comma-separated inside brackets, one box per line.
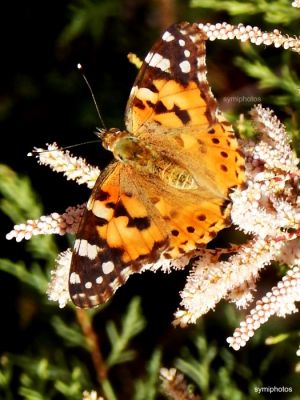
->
[99, 127, 198, 190]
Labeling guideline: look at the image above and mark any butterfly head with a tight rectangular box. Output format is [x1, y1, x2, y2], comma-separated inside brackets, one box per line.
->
[96, 127, 125, 151]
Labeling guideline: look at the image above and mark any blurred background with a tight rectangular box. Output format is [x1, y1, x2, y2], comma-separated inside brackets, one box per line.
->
[1, 0, 300, 398]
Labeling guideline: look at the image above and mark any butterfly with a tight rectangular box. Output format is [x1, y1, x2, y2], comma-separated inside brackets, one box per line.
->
[69, 21, 245, 308]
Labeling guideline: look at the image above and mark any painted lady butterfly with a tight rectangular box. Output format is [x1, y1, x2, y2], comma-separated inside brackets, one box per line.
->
[69, 21, 245, 308]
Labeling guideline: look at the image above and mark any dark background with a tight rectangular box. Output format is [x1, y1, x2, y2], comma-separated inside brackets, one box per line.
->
[1, 0, 300, 398]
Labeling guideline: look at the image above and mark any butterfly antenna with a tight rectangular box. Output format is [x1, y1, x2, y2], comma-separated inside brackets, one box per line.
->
[77, 63, 106, 130]
[28, 140, 100, 156]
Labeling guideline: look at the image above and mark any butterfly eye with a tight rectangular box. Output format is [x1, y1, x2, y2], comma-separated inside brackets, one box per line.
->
[110, 128, 122, 135]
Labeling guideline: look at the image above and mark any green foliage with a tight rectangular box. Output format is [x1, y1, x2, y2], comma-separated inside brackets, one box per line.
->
[58, 0, 120, 45]
[0, 164, 58, 263]
[235, 53, 300, 108]
[0, 165, 42, 223]
[191, 0, 299, 25]
[0, 165, 57, 296]
[0, 356, 13, 400]
[175, 335, 263, 400]
[133, 349, 162, 400]
[16, 355, 90, 399]
[0, 353, 89, 399]
[0, 259, 48, 294]
[106, 297, 146, 368]
[51, 315, 87, 349]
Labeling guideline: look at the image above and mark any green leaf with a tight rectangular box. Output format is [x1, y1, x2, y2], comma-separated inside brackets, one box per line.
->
[51, 316, 87, 349]
[59, 0, 120, 45]
[133, 349, 162, 400]
[191, 0, 299, 24]
[0, 259, 48, 293]
[0, 165, 42, 222]
[106, 297, 146, 368]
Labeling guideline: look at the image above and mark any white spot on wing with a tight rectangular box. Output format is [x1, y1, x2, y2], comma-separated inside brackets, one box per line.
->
[87, 243, 99, 259]
[92, 200, 113, 220]
[109, 267, 132, 291]
[145, 51, 153, 64]
[121, 267, 132, 281]
[149, 53, 171, 72]
[162, 31, 175, 42]
[76, 239, 99, 260]
[184, 49, 190, 57]
[179, 39, 185, 46]
[197, 71, 207, 83]
[85, 281, 92, 289]
[109, 278, 121, 292]
[179, 60, 191, 73]
[130, 85, 137, 96]
[70, 272, 81, 284]
[74, 239, 80, 251]
[88, 295, 99, 305]
[157, 58, 171, 72]
[196, 55, 205, 68]
[96, 276, 103, 284]
[137, 87, 157, 102]
[102, 261, 114, 275]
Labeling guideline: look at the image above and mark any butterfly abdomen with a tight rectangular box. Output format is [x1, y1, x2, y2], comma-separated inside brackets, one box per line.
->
[153, 160, 198, 189]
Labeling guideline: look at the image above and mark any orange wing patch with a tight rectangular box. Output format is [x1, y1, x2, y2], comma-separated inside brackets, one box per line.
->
[153, 196, 230, 259]
[69, 164, 169, 308]
[129, 80, 209, 131]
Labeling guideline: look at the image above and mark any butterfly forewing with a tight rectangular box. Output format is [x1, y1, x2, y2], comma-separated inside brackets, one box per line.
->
[125, 21, 217, 133]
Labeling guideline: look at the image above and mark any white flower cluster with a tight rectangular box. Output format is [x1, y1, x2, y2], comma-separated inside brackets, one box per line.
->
[175, 105, 300, 351]
[30, 142, 100, 189]
[160, 368, 200, 400]
[198, 22, 300, 53]
[6, 205, 85, 242]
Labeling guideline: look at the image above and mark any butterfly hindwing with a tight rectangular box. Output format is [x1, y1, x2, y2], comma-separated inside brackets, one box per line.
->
[69, 163, 169, 307]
